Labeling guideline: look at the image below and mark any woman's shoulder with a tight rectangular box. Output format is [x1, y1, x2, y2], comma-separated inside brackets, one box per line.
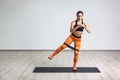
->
[71, 20, 76, 24]
[83, 21, 87, 24]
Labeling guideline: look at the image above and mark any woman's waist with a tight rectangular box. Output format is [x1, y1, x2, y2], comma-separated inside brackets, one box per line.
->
[71, 32, 82, 38]
[71, 33, 82, 38]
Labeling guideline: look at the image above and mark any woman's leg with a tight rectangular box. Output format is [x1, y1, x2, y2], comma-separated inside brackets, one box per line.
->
[48, 35, 73, 60]
[73, 39, 81, 70]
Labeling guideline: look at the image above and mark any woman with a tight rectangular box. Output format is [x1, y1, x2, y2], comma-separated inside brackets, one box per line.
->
[48, 11, 91, 71]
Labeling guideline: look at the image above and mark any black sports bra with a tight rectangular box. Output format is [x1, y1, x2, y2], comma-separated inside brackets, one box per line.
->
[74, 20, 84, 31]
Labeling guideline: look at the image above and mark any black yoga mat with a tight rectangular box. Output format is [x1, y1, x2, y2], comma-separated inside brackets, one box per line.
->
[33, 67, 100, 73]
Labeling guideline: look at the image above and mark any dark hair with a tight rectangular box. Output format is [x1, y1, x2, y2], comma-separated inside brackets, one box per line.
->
[76, 11, 84, 16]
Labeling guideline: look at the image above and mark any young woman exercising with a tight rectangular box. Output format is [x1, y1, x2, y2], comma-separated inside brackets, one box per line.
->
[48, 11, 91, 71]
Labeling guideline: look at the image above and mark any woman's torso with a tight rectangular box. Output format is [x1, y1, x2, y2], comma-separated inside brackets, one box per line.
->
[72, 20, 84, 37]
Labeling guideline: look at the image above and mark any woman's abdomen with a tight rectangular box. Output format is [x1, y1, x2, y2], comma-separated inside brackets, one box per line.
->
[73, 31, 82, 37]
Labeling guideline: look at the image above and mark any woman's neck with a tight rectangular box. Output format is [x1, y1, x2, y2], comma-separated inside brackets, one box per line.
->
[76, 19, 82, 22]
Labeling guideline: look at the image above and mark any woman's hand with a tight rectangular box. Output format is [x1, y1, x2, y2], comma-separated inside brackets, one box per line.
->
[78, 24, 86, 28]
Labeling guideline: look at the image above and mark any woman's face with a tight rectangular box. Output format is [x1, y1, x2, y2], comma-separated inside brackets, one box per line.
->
[77, 13, 83, 20]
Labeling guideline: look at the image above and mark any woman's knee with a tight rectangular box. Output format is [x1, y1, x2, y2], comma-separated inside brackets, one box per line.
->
[74, 51, 79, 56]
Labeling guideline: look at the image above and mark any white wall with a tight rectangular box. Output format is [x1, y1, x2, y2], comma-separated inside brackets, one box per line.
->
[0, 0, 120, 50]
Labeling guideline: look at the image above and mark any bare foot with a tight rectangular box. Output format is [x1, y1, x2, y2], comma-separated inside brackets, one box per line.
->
[73, 66, 77, 71]
[48, 55, 54, 60]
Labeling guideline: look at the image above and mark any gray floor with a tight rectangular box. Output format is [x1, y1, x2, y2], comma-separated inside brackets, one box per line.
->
[0, 50, 120, 80]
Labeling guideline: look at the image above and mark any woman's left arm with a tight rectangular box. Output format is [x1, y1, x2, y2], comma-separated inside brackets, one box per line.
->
[82, 23, 91, 33]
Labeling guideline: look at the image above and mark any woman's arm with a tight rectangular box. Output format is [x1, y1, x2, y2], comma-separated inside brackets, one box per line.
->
[82, 23, 91, 33]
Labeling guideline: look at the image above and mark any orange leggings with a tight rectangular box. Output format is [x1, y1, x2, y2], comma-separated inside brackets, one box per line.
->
[52, 34, 81, 67]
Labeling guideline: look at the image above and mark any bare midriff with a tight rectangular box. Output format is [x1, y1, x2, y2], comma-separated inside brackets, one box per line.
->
[72, 31, 82, 37]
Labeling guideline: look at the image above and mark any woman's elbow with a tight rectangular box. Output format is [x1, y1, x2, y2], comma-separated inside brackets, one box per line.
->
[87, 30, 91, 33]
[88, 31, 91, 33]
